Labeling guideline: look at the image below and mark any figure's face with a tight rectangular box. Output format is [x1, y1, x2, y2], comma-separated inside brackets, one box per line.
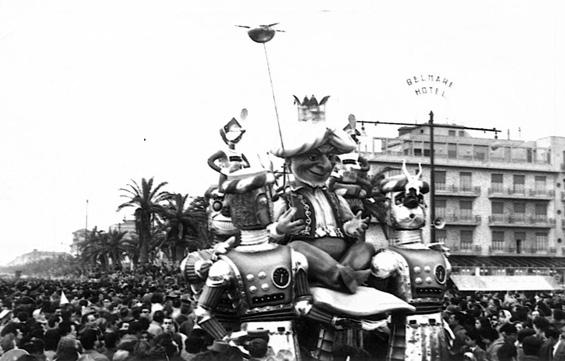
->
[387, 190, 426, 230]
[290, 149, 336, 187]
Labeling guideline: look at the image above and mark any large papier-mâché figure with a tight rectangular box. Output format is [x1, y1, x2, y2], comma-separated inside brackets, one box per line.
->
[269, 96, 375, 294]
[370, 162, 452, 361]
[194, 167, 415, 361]
[194, 168, 330, 361]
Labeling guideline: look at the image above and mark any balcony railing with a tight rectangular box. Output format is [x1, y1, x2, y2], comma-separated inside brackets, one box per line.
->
[488, 245, 550, 255]
[435, 184, 481, 196]
[489, 214, 555, 227]
[488, 187, 555, 199]
[441, 214, 481, 225]
[358, 137, 552, 165]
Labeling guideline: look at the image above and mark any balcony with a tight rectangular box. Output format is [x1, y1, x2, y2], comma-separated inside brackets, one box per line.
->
[489, 214, 555, 228]
[488, 187, 554, 200]
[435, 184, 481, 197]
[450, 244, 482, 255]
[358, 137, 553, 171]
[488, 245, 550, 255]
[441, 213, 481, 226]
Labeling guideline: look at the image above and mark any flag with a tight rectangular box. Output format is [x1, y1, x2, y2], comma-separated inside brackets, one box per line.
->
[60, 291, 69, 305]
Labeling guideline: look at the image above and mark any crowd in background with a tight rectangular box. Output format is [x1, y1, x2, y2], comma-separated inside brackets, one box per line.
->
[2, 267, 565, 361]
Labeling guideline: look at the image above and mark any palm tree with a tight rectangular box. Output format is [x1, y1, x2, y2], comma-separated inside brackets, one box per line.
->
[158, 193, 200, 262]
[78, 226, 108, 269]
[117, 178, 170, 266]
[105, 228, 137, 269]
[185, 196, 213, 251]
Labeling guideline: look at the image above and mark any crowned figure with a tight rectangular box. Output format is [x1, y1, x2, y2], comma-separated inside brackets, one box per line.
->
[269, 95, 375, 295]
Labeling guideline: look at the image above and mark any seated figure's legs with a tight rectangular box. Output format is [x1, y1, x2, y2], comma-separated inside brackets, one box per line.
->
[339, 241, 375, 271]
[289, 240, 369, 294]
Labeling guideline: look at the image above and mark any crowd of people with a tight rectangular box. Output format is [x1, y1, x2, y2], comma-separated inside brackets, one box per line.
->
[1, 266, 565, 361]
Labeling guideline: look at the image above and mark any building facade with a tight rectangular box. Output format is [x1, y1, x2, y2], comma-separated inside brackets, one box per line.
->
[359, 125, 565, 282]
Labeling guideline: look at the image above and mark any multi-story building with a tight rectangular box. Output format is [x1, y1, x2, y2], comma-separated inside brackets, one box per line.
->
[109, 218, 137, 239]
[359, 125, 565, 285]
[71, 219, 137, 256]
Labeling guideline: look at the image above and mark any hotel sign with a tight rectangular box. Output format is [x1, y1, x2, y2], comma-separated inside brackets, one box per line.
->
[406, 74, 453, 97]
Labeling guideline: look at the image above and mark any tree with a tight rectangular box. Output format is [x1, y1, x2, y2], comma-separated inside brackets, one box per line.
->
[78, 226, 108, 269]
[185, 196, 213, 250]
[117, 178, 170, 266]
[161, 193, 213, 262]
[105, 228, 137, 269]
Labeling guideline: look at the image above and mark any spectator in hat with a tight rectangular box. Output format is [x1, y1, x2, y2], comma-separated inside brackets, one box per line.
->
[206, 340, 242, 361]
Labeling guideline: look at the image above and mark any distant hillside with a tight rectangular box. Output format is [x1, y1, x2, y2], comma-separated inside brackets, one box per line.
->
[7, 249, 70, 267]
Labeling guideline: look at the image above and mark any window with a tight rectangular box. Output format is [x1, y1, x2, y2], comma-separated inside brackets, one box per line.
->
[435, 199, 447, 218]
[513, 175, 525, 194]
[492, 231, 505, 251]
[459, 144, 473, 160]
[534, 176, 546, 194]
[460, 230, 473, 250]
[474, 145, 488, 161]
[492, 203, 503, 213]
[459, 200, 473, 220]
[434, 170, 446, 191]
[491, 174, 503, 192]
[448, 130, 456, 137]
[460, 172, 472, 191]
[436, 229, 447, 244]
[513, 202, 525, 222]
[535, 232, 548, 251]
[514, 231, 525, 254]
[535, 203, 547, 222]
[448, 143, 457, 159]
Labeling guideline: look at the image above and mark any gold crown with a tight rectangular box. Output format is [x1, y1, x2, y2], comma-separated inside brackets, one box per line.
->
[293, 95, 330, 123]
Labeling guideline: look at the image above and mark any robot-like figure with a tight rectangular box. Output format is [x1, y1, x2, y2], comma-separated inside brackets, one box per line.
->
[195, 168, 343, 361]
[370, 162, 452, 361]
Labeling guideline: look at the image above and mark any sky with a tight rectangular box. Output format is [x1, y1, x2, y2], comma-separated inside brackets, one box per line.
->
[0, 0, 564, 265]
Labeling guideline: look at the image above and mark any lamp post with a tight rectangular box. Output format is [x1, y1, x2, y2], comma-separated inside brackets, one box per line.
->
[359, 113, 500, 243]
[428, 111, 436, 243]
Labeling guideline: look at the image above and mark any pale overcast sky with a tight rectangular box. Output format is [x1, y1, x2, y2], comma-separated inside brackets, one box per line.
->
[0, 0, 563, 265]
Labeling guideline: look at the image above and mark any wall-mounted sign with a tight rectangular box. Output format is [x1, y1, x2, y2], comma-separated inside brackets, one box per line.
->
[406, 74, 453, 97]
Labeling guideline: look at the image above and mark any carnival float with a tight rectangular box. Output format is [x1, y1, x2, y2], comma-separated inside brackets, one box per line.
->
[179, 24, 452, 361]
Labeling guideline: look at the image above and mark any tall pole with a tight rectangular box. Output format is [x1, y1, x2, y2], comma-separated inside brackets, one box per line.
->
[85, 199, 89, 243]
[428, 111, 435, 244]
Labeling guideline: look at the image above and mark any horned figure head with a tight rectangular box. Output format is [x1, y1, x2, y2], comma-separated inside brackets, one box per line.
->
[379, 161, 430, 233]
